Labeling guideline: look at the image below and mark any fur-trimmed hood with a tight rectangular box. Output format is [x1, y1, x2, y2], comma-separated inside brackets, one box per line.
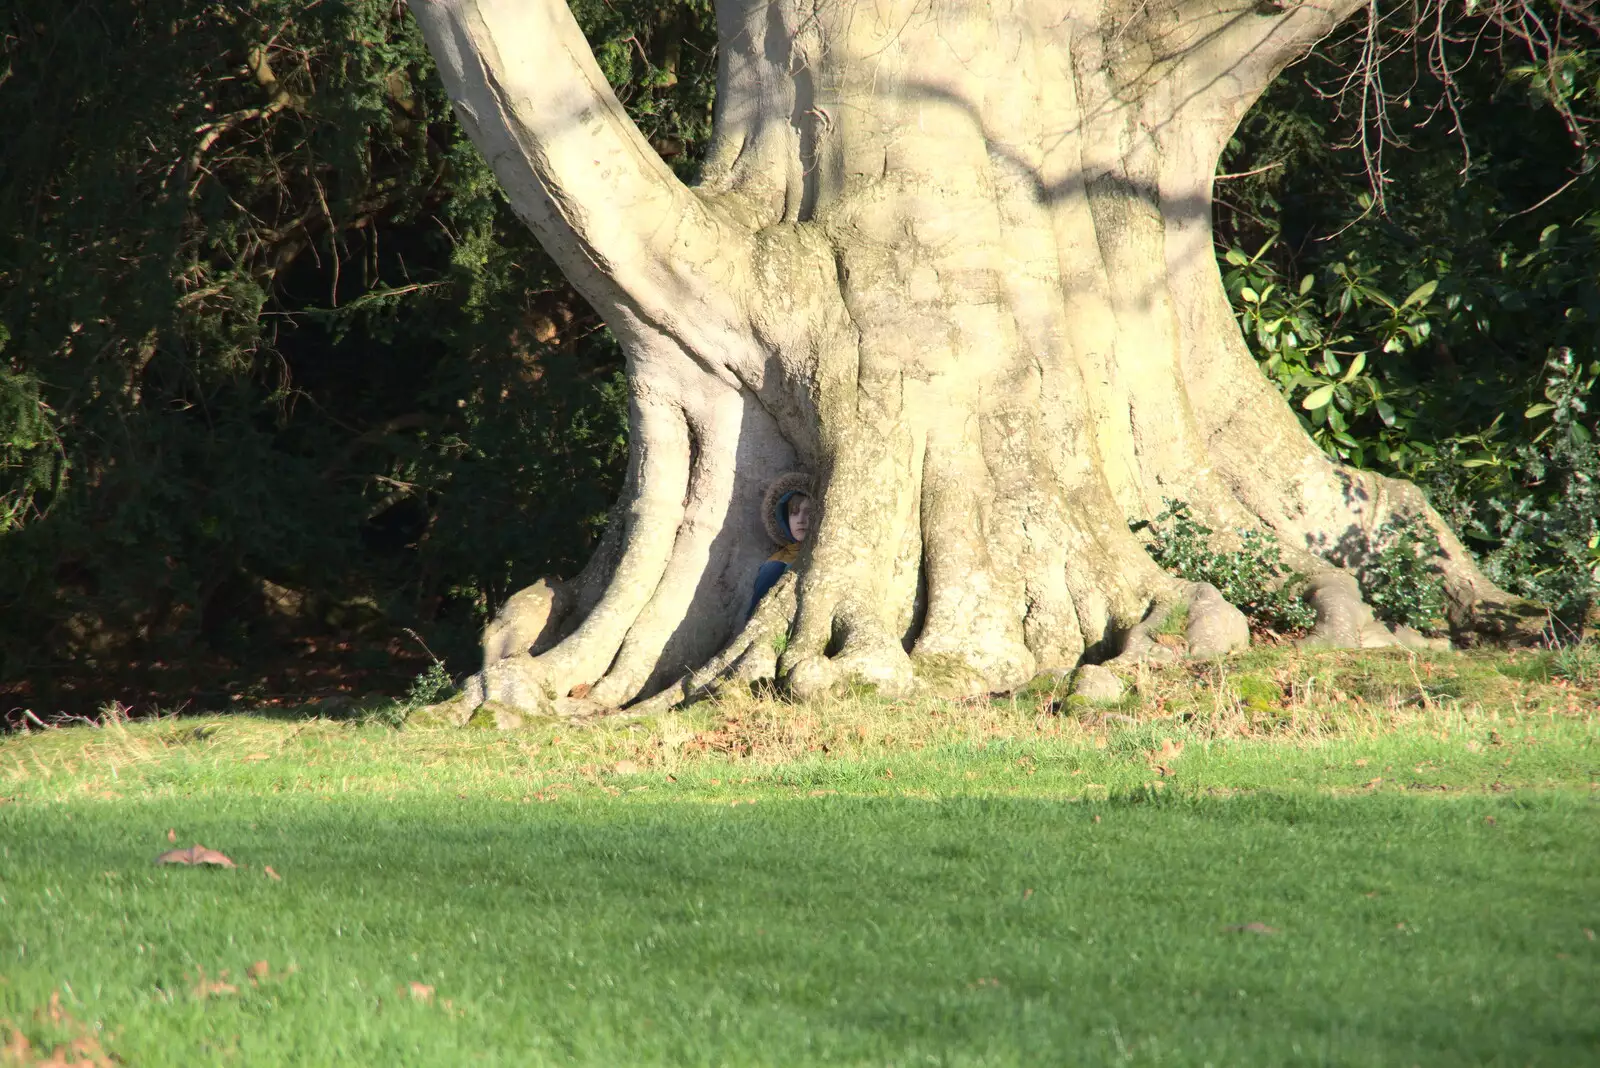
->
[761, 471, 815, 546]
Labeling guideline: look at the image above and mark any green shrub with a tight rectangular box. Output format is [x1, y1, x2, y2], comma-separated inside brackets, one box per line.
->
[1133, 500, 1317, 633]
[1362, 515, 1449, 634]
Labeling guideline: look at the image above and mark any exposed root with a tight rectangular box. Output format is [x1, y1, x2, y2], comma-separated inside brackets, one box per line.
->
[1109, 595, 1185, 667]
[479, 579, 573, 669]
[628, 571, 800, 717]
[788, 598, 916, 700]
[1300, 572, 1451, 652]
[1184, 582, 1252, 658]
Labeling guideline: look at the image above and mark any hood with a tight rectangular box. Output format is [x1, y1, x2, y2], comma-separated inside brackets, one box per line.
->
[761, 471, 815, 545]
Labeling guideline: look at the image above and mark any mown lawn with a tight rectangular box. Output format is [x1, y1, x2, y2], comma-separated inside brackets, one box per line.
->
[1, 647, 1596, 1066]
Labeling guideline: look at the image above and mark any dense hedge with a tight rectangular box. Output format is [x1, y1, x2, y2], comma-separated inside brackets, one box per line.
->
[1, 2, 1593, 705]
[0, 0, 715, 694]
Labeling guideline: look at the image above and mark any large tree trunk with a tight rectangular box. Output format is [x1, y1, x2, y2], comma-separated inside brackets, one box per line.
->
[408, 0, 1540, 721]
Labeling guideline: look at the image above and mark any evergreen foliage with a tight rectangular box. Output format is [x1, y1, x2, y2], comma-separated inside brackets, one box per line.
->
[1133, 500, 1318, 634]
[0, 0, 716, 695]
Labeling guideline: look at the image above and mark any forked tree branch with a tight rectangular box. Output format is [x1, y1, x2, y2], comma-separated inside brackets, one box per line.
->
[406, 0, 757, 359]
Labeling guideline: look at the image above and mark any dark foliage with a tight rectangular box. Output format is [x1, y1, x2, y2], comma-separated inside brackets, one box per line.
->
[1217, 9, 1599, 625]
[0, 0, 716, 709]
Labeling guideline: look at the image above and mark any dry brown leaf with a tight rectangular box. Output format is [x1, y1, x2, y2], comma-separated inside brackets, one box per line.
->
[1585, 928, 1596, 942]
[404, 982, 435, 1003]
[1226, 922, 1279, 935]
[263, 865, 281, 881]
[155, 844, 237, 868]
[612, 760, 640, 775]
[242, 753, 270, 763]
[166, 828, 176, 843]
[191, 970, 237, 999]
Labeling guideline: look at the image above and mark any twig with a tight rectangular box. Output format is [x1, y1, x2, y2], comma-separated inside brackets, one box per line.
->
[1214, 160, 1285, 182]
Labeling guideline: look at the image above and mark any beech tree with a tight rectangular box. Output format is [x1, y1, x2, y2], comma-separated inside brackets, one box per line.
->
[407, 0, 1551, 722]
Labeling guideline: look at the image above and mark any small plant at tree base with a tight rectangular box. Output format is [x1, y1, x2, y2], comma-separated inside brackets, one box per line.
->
[366, 660, 457, 728]
[1133, 500, 1317, 634]
[407, 660, 456, 707]
[1361, 515, 1449, 634]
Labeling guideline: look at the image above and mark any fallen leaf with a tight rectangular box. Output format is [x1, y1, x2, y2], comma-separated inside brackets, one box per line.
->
[567, 683, 592, 699]
[3, 1026, 29, 1060]
[1225, 922, 1279, 935]
[1092, 814, 1101, 824]
[242, 752, 270, 762]
[1354, 758, 1368, 767]
[247, 961, 270, 981]
[166, 828, 176, 843]
[1363, 777, 1383, 789]
[1585, 928, 1595, 942]
[1157, 738, 1185, 762]
[1485, 816, 1497, 826]
[612, 760, 640, 775]
[155, 844, 237, 868]
[191, 969, 237, 998]
[263, 865, 281, 881]
[1022, 888, 1034, 901]
[808, 789, 836, 797]
[405, 982, 434, 1003]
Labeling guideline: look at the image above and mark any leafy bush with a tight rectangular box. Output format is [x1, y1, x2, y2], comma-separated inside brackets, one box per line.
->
[1360, 516, 1449, 634]
[1217, 20, 1600, 628]
[1133, 500, 1318, 633]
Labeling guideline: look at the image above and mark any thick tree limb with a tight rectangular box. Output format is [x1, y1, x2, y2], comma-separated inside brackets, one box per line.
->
[406, 0, 759, 374]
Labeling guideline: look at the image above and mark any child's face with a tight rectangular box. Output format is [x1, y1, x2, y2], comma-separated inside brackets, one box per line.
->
[787, 495, 813, 543]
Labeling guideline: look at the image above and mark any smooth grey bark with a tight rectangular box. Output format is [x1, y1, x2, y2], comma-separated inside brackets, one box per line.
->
[406, 0, 1540, 722]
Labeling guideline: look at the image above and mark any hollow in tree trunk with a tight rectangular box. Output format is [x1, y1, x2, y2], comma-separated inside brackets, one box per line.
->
[407, 0, 1541, 723]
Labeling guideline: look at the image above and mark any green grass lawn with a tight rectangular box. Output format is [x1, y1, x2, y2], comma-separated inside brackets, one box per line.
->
[2, 648, 1597, 1065]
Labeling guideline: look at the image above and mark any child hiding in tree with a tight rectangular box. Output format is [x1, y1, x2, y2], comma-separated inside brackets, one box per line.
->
[749, 472, 814, 618]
